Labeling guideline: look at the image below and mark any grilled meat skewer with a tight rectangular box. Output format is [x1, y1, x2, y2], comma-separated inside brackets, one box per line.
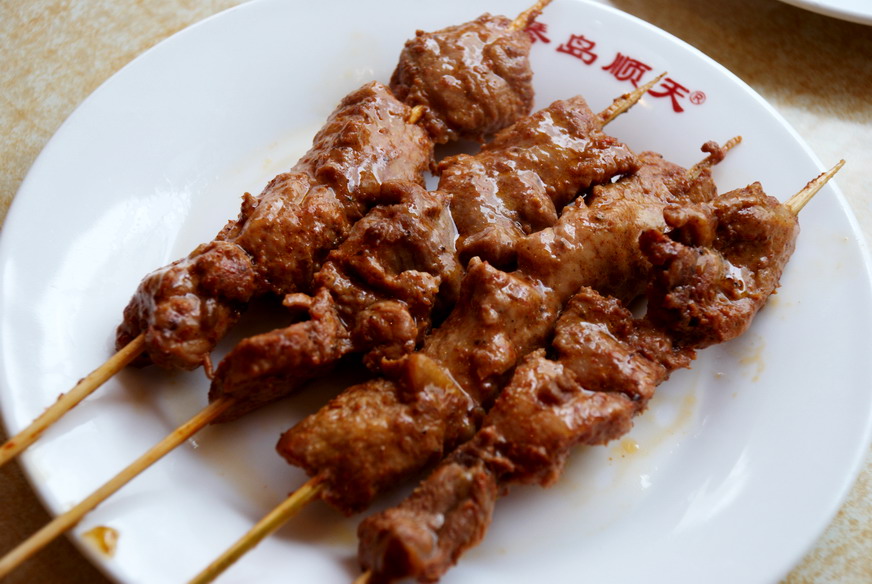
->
[0, 4, 552, 576]
[277, 142, 731, 515]
[116, 82, 433, 372]
[116, 10, 539, 373]
[209, 180, 463, 422]
[357, 177, 803, 583]
[209, 92, 642, 422]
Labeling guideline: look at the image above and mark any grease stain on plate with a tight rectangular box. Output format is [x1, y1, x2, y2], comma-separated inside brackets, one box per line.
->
[82, 525, 119, 557]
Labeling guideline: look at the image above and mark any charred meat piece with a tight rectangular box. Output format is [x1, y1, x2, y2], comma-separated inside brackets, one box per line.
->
[641, 181, 799, 348]
[391, 14, 534, 144]
[276, 144, 724, 515]
[279, 353, 482, 514]
[209, 181, 462, 422]
[116, 82, 433, 371]
[443, 96, 639, 268]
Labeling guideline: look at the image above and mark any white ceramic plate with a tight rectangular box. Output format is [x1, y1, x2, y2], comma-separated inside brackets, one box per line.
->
[1, 0, 870, 583]
[776, 0, 872, 25]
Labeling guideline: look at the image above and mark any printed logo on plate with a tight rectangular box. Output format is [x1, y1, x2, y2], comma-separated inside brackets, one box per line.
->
[527, 20, 707, 113]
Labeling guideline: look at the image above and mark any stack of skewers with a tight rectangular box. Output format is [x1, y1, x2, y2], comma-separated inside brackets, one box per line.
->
[0, 0, 856, 582]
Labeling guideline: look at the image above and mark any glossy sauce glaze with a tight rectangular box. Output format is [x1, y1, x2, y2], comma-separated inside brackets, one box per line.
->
[390, 14, 534, 144]
[276, 143, 725, 516]
[442, 96, 638, 268]
[116, 82, 432, 371]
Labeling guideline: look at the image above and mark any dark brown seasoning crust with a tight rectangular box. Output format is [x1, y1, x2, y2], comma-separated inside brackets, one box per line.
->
[208, 181, 462, 422]
[356, 182, 801, 584]
[276, 145, 723, 516]
[277, 259, 556, 512]
[116, 11, 539, 373]
[209, 95, 638, 421]
[443, 95, 639, 268]
[358, 288, 692, 584]
[115, 82, 433, 371]
[391, 14, 534, 144]
[641, 181, 799, 348]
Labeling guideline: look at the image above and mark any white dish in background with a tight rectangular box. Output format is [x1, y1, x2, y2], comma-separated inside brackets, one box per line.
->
[776, 0, 872, 25]
[1, 0, 870, 583]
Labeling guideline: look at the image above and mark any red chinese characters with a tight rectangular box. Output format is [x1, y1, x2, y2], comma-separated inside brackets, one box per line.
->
[556, 33, 597, 65]
[601, 53, 652, 88]
[548, 29, 703, 114]
[525, 21, 551, 44]
[649, 77, 691, 112]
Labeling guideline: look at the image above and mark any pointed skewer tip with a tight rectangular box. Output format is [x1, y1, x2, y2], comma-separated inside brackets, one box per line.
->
[511, 0, 554, 31]
[686, 135, 743, 181]
[722, 135, 743, 151]
[786, 159, 845, 216]
[599, 71, 667, 125]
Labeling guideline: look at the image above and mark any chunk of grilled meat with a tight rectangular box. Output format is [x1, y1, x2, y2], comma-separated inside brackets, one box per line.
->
[209, 181, 462, 422]
[391, 14, 534, 144]
[516, 148, 717, 303]
[641, 181, 799, 348]
[444, 95, 638, 268]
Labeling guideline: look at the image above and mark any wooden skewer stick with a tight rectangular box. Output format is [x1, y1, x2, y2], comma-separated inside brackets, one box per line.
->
[0, 333, 145, 469]
[786, 159, 845, 215]
[511, 0, 553, 30]
[0, 396, 234, 580]
[0, 105, 430, 472]
[407, 104, 426, 125]
[599, 72, 667, 125]
[353, 570, 373, 584]
[687, 135, 743, 181]
[188, 476, 325, 584]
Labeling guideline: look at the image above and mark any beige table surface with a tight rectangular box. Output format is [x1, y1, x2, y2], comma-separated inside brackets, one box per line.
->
[1, 0, 870, 582]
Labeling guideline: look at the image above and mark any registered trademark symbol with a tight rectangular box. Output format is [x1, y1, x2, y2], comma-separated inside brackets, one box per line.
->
[690, 91, 706, 105]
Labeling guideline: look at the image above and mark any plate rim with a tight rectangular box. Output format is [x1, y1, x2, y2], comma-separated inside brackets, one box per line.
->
[1, 0, 871, 582]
